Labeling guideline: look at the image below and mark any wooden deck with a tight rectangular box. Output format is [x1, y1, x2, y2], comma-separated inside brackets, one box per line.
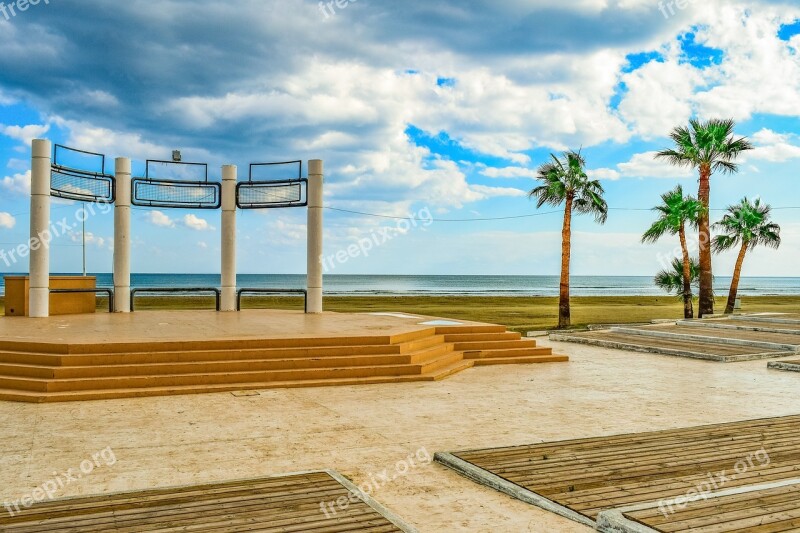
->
[0, 472, 412, 532]
[623, 482, 800, 532]
[441, 415, 800, 532]
[551, 313, 800, 362]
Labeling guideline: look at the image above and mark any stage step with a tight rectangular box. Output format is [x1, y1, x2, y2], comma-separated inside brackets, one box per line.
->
[0, 361, 480, 403]
[472, 354, 569, 366]
[452, 339, 537, 351]
[442, 332, 521, 342]
[0, 345, 459, 380]
[0, 324, 568, 402]
[435, 325, 508, 335]
[0, 341, 455, 368]
[463, 347, 555, 359]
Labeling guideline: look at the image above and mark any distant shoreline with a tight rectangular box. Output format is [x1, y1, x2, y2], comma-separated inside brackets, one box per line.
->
[2, 273, 800, 298]
[3, 294, 799, 331]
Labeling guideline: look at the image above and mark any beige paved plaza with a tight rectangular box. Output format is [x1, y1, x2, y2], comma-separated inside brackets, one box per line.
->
[2, 338, 800, 532]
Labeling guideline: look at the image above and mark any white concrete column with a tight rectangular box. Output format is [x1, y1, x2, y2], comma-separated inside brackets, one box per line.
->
[113, 158, 132, 313]
[307, 160, 324, 314]
[29, 139, 52, 318]
[220, 165, 237, 312]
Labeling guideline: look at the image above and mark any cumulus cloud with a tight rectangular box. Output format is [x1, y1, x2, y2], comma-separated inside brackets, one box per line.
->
[2, 170, 31, 195]
[618, 55, 704, 139]
[480, 166, 538, 179]
[747, 129, 800, 163]
[146, 210, 175, 228]
[1, 123, 50, 145]
[470, 184, 527, 198]
[591, 151, 694, 180]
[183, 214, 215, 231]
[70, 231, 109, 248]
[0, 212, 15, 229]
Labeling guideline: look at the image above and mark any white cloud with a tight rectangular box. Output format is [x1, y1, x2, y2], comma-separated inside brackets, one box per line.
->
[591, 151, 694, 180]
[1, 123, 50, 145]
[747, 129, 800, 163]
[197, 241, 208, 249]
[618, 54, 704, 139]
[469, 184, 527, 198]
[183, 214, 215, 231]
[692, 4, 800, 123]
[147, 210, 175, 228]
[480, 166, 537, 179]
[2, 170, 31, 195]
[0, 212, 15, 229]
[51, 117, 215, 163]
[587, 168, 622, 181]
[70, 231, 108, 248]
[618, 151, 695, 179]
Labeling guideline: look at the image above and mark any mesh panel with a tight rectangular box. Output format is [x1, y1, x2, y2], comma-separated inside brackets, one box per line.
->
[237, 180, 307, 209]
[132, 179, 221, 209]
[51, 167, 115, 203]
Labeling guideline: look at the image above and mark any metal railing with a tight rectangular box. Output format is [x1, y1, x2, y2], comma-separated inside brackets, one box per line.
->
[236, 288, 308, 313]
[130, 287, 221, 312]
[49, 288, 114, 313]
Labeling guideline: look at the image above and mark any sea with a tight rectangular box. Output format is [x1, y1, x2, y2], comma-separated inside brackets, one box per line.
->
[1, 274, 799, 297]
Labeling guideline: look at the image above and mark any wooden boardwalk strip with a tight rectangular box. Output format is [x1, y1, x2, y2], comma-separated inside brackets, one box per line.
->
[624, 483, 800, 532]
[443, 415, 800, 532]
[0, 472, 413, 532]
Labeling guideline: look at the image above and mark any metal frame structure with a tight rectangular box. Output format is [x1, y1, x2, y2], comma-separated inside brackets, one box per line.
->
[236, 288, 308, 313]
[130, 287, 222, 312]
[27, 137, 324, 318]
[50, 144, 115, 203]
[131, 160, 221, 209]
[236, 161, 307, 210]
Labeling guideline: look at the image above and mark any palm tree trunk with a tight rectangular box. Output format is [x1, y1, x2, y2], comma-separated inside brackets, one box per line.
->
[725, 242, 748, 315]
[697, 165, 714, 317]
[678, 225, 693, 319]
[558, 194, 573, 329]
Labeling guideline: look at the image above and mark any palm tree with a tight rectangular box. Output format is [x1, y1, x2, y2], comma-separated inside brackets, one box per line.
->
[529, 150, 608, 328]
[655, 119, 753, 317]
[655, 257, 700, 299]
[642, 186, 703, 319]
[713, 198, 781, 314]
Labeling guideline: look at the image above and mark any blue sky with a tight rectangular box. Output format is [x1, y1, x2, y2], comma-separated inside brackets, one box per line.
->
[1, 0, 800, 276]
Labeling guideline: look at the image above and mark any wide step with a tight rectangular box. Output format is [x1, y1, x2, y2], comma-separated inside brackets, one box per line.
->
[463, 347, 554, 360]
[0, 323, 569, 402]
[472, 354, 569, 366]
[453, 339, 537, 351]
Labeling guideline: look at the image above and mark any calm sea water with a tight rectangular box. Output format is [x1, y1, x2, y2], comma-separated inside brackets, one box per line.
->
[2, 274, 799, 297]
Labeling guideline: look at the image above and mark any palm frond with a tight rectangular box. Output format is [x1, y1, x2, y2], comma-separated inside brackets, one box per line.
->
[657, 119, 753, 177]
[654, 257, 700, 297]
[528, 150, 608, 225]
[713, 197, 781, 253]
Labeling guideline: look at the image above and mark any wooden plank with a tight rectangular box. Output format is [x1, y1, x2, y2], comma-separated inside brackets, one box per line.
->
[443, 415, 800, 531]
[0, 473, 407, 533]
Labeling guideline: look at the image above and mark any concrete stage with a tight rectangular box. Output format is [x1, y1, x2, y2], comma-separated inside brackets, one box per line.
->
[0, 310, 567, 402]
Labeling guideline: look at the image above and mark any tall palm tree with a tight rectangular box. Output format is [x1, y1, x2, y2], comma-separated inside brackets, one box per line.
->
[529, 150, 608, 328]
[642, 186, 703, 319]
[713, 198, 781, 315]
[655, 257, 700, 299]
[655, 119, 753, 317]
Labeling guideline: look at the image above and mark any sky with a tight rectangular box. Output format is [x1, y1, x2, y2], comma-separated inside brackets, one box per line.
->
[0, 0, 799, 277]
